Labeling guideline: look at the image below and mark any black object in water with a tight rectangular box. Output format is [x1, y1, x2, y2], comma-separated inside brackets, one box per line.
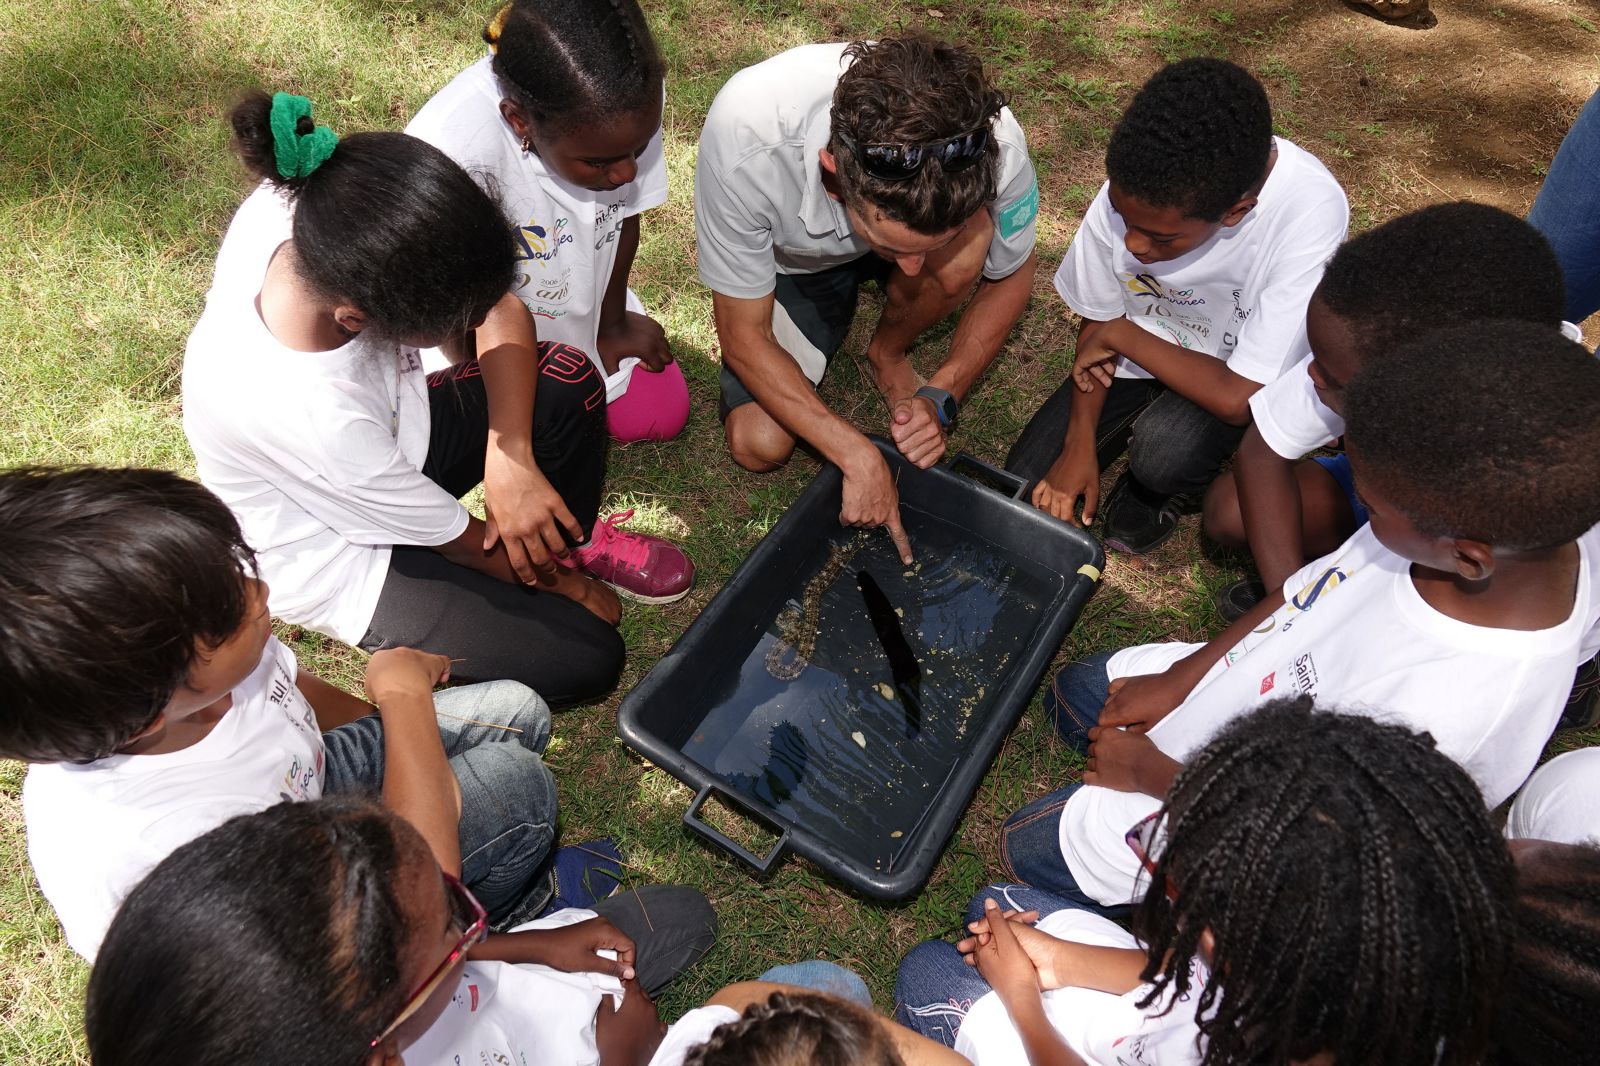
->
[857, 570, 922, 737]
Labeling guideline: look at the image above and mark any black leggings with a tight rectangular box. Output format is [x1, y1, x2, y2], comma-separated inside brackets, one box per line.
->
[359, 343, 624, 708]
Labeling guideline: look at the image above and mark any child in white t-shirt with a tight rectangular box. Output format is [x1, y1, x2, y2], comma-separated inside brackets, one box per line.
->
[1200, 202, 1575, 621]
[898, 701, 1517, 1066]
[1000, 323, 1600, 910]
[1, 467, 561, 960]
[85, 796, 717, 1066]
[408, 0, 689, 447]
[1006, 57, 1346, 555]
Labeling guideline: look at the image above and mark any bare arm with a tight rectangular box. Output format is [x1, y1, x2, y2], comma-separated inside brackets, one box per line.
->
[706, 983, 971, 1066]
[432, 517, 621, 626]
[1079, 319, 1261, 425]
[295, 671, 373, 731]
[928, 251, 1037, 401]
[595, 217, 671, 374]
[1233, 425, 1307, 591]
[365, 649, 462, 876]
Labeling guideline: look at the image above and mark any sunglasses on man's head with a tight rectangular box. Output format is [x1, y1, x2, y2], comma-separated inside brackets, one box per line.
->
[835, 124, 995, 182]
[369, 872, 488, 1049]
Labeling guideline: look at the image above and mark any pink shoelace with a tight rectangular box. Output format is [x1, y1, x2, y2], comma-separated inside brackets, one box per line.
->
[580, 509, 651, 573]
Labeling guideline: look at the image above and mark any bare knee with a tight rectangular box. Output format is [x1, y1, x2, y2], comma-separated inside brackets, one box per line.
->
[725, 406, 796, 473]
[1201, 471, 1246, 547]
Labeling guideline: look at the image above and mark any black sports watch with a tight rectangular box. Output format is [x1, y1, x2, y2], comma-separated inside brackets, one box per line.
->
[915, 385, 959, 427]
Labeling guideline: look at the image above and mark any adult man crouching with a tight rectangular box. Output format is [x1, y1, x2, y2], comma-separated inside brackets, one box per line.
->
[696, 36, 1039, 558]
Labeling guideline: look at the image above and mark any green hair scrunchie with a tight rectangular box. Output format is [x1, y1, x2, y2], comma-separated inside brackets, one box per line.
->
[268, 92, 339, 180]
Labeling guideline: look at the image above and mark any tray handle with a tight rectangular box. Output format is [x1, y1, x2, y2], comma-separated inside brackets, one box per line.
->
[949, 452, 1029, 501]
[683, 784, 790, 876]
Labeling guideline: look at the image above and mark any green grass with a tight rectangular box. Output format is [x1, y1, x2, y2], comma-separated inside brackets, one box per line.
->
[1, 1, 1595, 1062]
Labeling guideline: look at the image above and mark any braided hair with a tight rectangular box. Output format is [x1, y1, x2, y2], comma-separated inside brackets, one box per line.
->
[1491, 841, 1600, 1065]
[683, 991, 904, 1066]
[1133, 697, 1515, 1066]
[489, 0, 664, 136]
[87, 797, 413, 1066]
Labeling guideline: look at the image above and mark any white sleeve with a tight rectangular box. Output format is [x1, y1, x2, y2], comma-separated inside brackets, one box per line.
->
[1507, 748, 1600, 845]
[259, 410, 469, 548]
[1248, 355, 1346, 459]
[627, 123, 669, 218]
[983, 111, 1039, 279]
[647, 1006, 743, 1066]
[1052, 184, 1128, 322]
[694, 151, 779, 300]
[1224, 192, 1349, 384]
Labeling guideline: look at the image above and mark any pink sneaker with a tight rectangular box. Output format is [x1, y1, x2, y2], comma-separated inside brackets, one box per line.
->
[572, 510, 695, 604]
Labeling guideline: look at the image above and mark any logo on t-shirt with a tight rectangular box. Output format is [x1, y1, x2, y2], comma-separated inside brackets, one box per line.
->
[1290, 566, 1347, 611]
[1260, 671, 1276, 695]
[513, 217, 572, 263]
[1291, 652, 1319, 695]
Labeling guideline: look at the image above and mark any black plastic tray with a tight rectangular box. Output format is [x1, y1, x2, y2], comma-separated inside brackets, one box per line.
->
[616, 440, 1103, 899]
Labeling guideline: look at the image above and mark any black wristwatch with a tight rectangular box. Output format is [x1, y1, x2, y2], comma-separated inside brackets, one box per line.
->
[915, 385, 959, 427]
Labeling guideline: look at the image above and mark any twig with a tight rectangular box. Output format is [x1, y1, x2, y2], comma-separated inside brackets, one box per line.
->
[435, 711, 524, 735]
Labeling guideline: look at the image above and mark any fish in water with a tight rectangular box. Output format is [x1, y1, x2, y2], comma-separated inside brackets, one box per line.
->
[857, 570, 922, 737]
[764, 534, 865, 681]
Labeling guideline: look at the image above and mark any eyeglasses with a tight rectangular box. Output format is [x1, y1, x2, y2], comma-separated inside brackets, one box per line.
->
[1125, 811, 1180, 904]
[834, 123, 995, 182]
[369, 872, 488, 1049]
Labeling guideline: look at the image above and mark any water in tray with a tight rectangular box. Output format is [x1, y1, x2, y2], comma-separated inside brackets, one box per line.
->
[680, 504, 1057, 874]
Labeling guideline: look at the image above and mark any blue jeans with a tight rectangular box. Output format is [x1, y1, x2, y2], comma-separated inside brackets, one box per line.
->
[323, 680, 558, 929]
[1529, 87, 1600, 324]
[894, 884, 1104, 1047]
[758, 961, 873, 1009]
[1002, 652, 1127, 915]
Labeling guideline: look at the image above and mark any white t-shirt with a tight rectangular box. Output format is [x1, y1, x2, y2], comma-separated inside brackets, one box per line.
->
[406, 56, 669, 398]
[954, 909, 1206, 1066]
[22, 637, 322, 960]
[1251, 320, 1590, 461]
[1060, 522, 1600, 906]
[1055, 139, 1347, 386]
[183, 187, 470, 644]
[646, 1005, 742, 1066]
[695, 42, 1039, 300]
[404, 907, 628, 1066]
[1506, 747, 1600, 845]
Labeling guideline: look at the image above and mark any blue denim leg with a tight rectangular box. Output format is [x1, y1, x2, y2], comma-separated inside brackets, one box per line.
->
[322, 681, 558, 927]
[758, 961, 873, 1009]
[894, 939, 992, 1048]
[1043, 650, 1116, 751]
[1529, 88, 1600, 324]
[999, 783, 1130, 919]
[960, 883, 1106, 928]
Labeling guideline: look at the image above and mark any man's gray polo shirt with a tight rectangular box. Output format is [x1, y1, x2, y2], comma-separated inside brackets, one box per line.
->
[695, 42, 1039, 301]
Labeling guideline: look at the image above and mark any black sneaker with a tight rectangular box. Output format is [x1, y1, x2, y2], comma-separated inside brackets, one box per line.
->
[1214, 578, 1266, 624]
[1102, 474, 1181, 554]
[1559, 655, 1600, 731]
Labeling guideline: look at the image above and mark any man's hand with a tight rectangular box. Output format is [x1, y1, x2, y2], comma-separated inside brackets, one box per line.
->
[1032, 441, 1101, 526]
[596, 310, 672, 375]
[1085, 725, 1178, 796]
[527, 917, 637, 980]
[363, 648, 451, 708]
[890, 395, 948, 469]
[594, 978, 666, 1066]
[483, 448, 586, 581]
[1097, 670, 1191, 733]
[839, 443, 913, 564]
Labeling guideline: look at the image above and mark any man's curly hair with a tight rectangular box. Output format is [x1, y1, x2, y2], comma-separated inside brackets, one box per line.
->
[1319, 202, 1565, 354]
[830, 35, 1002, 234]
[1343, 321, 1600, 550]
[1106, 57, 1272, 222]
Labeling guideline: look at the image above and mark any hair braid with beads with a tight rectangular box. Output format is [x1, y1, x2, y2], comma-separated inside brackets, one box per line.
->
[1132, 697, 1515, 1066]
[490, 0, 664, 136]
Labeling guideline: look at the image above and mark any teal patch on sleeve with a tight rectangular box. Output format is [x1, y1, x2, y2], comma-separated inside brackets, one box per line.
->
[997, 178, 1039, 240]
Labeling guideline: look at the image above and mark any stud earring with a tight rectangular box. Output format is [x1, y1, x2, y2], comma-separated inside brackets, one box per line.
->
[521, 136, 534, 153]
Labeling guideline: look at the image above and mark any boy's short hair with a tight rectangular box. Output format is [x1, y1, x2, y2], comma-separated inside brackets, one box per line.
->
[1319, 202, 1566, 352]
[1344, 323, 1600, 550]
[830, 36, 1002, 235]
[1105, 57, 1272, 223]
[0, 467, 257, 763]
